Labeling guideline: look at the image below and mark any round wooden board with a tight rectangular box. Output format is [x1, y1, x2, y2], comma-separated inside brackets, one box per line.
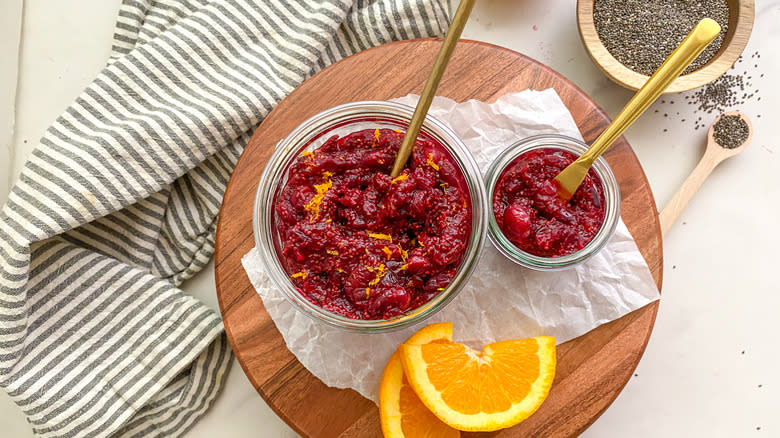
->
[215, 39, 663, 437]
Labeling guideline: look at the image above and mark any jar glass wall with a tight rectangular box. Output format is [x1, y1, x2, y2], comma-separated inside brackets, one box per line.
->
[485, 134, 620, 270]
[253, 101, 488, 332]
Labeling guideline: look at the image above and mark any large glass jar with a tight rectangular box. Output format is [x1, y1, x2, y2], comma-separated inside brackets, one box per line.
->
[253, 101, 488, 331]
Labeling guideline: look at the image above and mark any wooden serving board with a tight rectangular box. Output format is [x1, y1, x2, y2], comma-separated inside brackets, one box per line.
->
[215, 39, 663, 437]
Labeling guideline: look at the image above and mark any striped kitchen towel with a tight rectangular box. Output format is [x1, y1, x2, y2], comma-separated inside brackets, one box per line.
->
[0, 1, 449, 437]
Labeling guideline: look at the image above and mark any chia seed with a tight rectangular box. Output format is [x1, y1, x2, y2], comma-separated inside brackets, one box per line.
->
[687, 53, 763, 124]
[713, 114, 749, 149]
[593, 0, 730, 76]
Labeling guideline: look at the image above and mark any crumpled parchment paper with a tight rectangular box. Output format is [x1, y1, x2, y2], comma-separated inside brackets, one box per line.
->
[241, 89, 660, 403]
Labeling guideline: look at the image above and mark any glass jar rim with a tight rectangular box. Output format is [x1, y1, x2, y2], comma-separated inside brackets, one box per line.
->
[252, 100, 489, 332]
[485, 134, 621, 270]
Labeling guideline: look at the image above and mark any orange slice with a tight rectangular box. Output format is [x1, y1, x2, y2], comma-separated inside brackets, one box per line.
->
[379, 323, 460, 438]
[399, 335, 556, 432]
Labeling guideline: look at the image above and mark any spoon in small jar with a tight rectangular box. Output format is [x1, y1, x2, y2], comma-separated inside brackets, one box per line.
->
[553, 18, 722, 200]
[390, 0, 475, 178]
[658, 111, 753, 236]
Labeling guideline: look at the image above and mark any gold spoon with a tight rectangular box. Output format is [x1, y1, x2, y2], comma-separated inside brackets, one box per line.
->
[390, 0, 476, 178]
[659, 111, 753, 236]
[553, 18, 722, 200]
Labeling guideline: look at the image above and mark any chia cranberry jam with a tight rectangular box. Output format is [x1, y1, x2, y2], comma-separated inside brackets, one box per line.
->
[274, 128, 472, 320]
[492, 148, 606, 257]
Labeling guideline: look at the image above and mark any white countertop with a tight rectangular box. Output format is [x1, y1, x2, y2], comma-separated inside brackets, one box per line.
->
[1, 0, 778, 436]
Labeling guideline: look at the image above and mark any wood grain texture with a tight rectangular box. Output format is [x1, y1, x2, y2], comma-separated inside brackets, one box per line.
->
[214, 39, 664, 437]
[577, 0, 755, 93]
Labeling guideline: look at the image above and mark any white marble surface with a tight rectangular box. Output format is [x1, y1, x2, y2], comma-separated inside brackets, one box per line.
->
[1, 0, 778, 436]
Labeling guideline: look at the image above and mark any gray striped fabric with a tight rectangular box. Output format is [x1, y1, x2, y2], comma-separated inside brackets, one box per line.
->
[0, 1, 449, 437]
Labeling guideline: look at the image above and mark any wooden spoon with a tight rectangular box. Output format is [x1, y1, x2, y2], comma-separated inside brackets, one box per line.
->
[659, 111, 753, 236]
[390, 0, 475, 178]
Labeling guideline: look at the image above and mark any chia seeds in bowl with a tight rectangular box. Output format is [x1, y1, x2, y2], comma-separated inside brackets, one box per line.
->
[593, 0, 730, 76]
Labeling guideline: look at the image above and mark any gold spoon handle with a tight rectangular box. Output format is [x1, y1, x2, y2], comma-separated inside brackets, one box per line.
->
[554, 18, 721, 199]
[390, 0, 476, 178]
[579, 18, 721, 165]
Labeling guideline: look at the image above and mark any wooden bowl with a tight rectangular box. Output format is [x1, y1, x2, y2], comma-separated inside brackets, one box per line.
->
[577, 0, 755, 93]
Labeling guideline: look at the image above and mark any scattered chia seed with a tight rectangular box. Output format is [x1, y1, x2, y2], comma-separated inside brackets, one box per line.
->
[653, 49, 764, 136]
[691, 72, 745, 113]
[682, 52, 764, 131]
[593, 0, 730, 76]
[713, 114, 749, 149]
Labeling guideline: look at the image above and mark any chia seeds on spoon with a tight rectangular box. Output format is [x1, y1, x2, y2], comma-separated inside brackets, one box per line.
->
[593, 0, 730, 76]
[713, 114, 749, 149]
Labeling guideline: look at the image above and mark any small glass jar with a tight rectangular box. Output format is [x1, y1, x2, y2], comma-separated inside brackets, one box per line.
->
[485, 134, 620, 270]
[253, 101, 488, 332]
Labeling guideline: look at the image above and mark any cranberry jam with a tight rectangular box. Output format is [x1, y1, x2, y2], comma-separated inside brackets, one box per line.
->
[492, 148, 606, 258]
[274, 128, 472, 320]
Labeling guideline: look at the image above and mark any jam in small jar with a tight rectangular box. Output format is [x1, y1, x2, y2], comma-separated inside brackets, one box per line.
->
[486, 134, 620, 270]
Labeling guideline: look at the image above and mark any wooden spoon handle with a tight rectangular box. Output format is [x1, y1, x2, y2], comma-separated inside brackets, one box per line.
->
[658, 152, 722, 236]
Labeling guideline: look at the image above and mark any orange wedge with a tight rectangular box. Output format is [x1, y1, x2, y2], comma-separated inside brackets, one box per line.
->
[399, 335, 556, 432]
[379, 323, 460, 438]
